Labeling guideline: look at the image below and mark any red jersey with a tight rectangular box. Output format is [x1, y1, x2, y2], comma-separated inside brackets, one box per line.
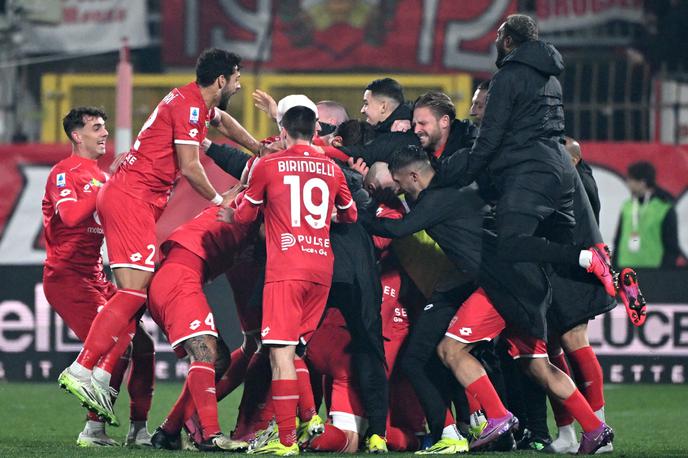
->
[110, 82, 215, 208]
[234, 144, 357, 285]
[162, 205, 254, 280]
[42, 154, 108, 274]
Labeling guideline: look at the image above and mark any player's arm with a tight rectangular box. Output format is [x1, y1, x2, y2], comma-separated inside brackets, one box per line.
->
[176, 143, 229, 207]
[46, 169, 97, 227]
[362, 192, 448, 238]
[202, 137, 251, 180]
[333, 167, 357, 223]
[232, 159, 267, 224]
[435, 72, 515, 187]
[211, 109, 262, 155]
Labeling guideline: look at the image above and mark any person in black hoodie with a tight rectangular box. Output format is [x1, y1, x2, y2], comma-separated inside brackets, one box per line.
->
[433, 14, 617, 299]
[363, 146, 614, 454]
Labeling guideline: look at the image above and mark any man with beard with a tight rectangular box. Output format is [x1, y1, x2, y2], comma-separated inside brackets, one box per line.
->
[433, 14, 617, 298]
[58, 49, 261, 427]
[412, 91, 475, 160]
[469, 80, 489, 128]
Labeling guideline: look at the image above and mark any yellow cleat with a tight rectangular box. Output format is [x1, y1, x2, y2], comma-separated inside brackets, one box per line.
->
[247, 438, 299, 456]
[416, 437, 469, 454]
[366, 434, 388, 453]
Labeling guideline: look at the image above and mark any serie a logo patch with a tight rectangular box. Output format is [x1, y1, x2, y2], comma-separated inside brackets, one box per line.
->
[56, 173, 66, 187]
[189, 107, 200, 123]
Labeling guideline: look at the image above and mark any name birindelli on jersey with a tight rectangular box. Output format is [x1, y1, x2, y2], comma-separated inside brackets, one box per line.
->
[277, 159, 335, 177]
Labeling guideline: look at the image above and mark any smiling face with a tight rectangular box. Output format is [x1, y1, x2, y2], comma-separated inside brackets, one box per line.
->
[72, 115, 108, 159]
[413, 106, 447, 152]
[361, 90, 387, 125]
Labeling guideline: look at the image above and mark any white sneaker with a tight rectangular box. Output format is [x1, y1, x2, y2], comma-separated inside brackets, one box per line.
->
[77, 429, 119, 447]
[544, 423, 579, 454]
[125, 425, 153, 447]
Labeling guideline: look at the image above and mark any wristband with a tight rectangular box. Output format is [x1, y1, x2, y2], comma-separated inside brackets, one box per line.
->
[210, 193, 223, 205]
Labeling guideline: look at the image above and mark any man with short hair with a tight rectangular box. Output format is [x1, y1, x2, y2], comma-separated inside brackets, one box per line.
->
[58, 49, 259, 424]
[223, 105, 357, 455]
[45, 107, 154, 447]
[468, 80, 490, 127]
[316, 100, 349, 142]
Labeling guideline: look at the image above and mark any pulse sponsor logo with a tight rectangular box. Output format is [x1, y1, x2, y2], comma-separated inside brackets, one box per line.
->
[281, 233, 296, 251]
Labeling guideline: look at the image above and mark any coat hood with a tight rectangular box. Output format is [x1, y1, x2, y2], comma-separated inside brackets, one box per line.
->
[500, 40, 564, 76]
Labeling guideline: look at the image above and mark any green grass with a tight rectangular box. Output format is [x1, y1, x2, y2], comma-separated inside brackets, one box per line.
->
[0, 383, 686, 456]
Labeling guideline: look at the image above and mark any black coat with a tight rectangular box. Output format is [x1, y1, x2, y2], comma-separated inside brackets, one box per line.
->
[361, 185, 551, 339]
[577, 159, 601, 224]
[435, 40, 570, 188]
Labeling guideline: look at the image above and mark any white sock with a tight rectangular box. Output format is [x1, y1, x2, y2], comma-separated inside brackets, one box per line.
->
[469, 411, 486, 428]
[579, 250, 593, 268]
[84, 420, 105, 434]
[92, 366, 112, 387]
[555, 423, 577, 443]
[594, 407, 606, 423]
[441, 424, 462, 440]
[69, 361, 92, 379]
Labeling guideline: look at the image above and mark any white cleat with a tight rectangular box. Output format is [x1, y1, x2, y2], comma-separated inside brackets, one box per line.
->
[544, 423, 579, 454]
[90, 376, 120, 427]
[125, 426, 153, 447]
[76, 429, 119, 447]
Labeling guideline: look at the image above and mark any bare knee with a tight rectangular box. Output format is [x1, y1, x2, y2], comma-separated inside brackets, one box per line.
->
[437, 337, 470, 367]
[561, 323, 589, 353]
[184, 335, 218, 364]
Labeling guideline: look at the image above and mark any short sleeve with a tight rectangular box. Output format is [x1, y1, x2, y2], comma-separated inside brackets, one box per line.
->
[172, 101, 204, 146]
[46, 166, 78, 211]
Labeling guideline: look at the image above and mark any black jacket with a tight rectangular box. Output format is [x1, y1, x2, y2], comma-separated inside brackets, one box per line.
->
[577, 159, 601, 224]
[342, 103, 420, 164]
[206, 143, 251, 179]
[361, 185, 551, 339]
[435, 40, 570, 188]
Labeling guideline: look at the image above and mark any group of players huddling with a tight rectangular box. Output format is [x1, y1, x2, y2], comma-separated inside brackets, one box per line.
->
[44, 14, 647, 456]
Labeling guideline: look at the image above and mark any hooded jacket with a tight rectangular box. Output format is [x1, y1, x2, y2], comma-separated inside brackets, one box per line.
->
[435, 40, 570, 187]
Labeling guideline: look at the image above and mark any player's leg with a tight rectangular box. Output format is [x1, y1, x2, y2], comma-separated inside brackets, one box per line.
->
[124, 323, 155, 447]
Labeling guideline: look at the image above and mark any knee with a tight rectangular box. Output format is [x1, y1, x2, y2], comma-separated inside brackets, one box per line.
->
[560, 325, 589, 353]
[437, 338, 464, 366]
[185, 335, 218, 364]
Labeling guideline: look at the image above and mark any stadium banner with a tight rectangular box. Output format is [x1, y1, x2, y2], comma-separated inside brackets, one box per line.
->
[535, 0, 644, 33]
[20, 0, 150, 55]
[161, 0, 517, 73]
[0, 143, 687, 382]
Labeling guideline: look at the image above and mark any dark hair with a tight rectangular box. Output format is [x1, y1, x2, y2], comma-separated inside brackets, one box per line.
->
[282, 106, 317, 140]
[334, 120, 376, 147]
[62, 106, 107, 141]
[366, 78, 405, 106]
[504, 14, 538, 45]
[477, 79, 491, 91]
[389, 145, 431, 174]
[413, 91, 456, 120]
[195, 48, 242, 87]
[627, 161, 656, 188]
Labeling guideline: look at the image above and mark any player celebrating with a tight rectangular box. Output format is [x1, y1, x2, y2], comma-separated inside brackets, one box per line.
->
[45, 107, 154, 447]
[221, 105, 357, 456]
[58, 49, 249, 423]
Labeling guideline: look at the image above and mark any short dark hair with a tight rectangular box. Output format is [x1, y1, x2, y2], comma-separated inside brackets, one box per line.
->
[282, 106, 316, 140]
[389, 145, 431, 174]
[504, 14, 538, 45]
[195, 48, 242, 87]
[62, 106, 107, 141]
[628, 161, 656, 188]
[477, 79, 491, 91]
[413, 91, 456, 120]
[366, 78, 405, 106]
[334, 120, 376, 147]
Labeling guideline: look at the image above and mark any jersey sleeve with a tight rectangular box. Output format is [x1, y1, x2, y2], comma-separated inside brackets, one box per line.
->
[46, 166, 79, 210]
[233, 158, 267, 225]
[172, 100, 203, 146]
[333, 166, 357, 223]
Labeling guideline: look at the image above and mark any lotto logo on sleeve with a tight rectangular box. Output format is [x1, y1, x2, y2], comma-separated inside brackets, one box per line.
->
[189, 107, 200, 123]
[59, 189, 71, 197]
[281, 233, 296, 251]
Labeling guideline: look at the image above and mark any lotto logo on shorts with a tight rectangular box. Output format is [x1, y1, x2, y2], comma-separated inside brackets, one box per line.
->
[189, 320, 201, 330]
[280, 233, 296, 251]
[261, 326, 270, 337]
[459, 327, 472, 336]
[130, 252, 142, 262]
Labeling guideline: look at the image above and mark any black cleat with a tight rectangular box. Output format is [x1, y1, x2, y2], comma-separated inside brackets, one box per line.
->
[150, 426, 181, 450]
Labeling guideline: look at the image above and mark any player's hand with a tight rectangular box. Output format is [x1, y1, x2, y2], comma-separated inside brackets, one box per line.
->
[253, 90, 278, 120]
[391, 119, 411, 132]
[261, 140, 284, 156]
[217, 206, 235, 222]
[347, 157, 369, 179]
[220, 184, 243, 207]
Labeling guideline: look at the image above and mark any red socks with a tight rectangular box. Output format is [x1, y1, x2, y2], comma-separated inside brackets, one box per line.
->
[215, 346, 251, 401]
[568, 346, 605, 412]
[309, 423, 349, 452]
[444, 409, 456, 428]
[97, 320, 136, 374]
[549, 351, 575, 426]
[465, 388, 482, 416]
[187, 362, 221, 440]
[465, 375, 508, 419]
[295, 358, 317, 422]
[271, 379, 299, 447]
[561, 389, 602, 432]
[77, 289, 146, 369]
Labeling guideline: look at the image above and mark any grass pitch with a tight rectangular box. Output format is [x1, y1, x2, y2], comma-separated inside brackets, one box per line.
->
[0, 383, 686, 457]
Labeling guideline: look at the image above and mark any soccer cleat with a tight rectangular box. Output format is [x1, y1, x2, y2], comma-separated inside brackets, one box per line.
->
[296, 414, 325, 447]
[516, 428, 551, 451]
[415, 437, 469, 454]
[545, 424, 579, 454]
[586, 244, 617, 297]
[247, 438, 299, 455]
[366, 434, 388, 453]
[467, 416, 487, 442]
[577, 423, 614, 455]
[618, 268, 647, 326]
[469, 411, 519, 450]
[249, 419, 279, 452]
[76, 429, 119, 447]
[124, 426, 152, 447]
[198, 433, 249, 452]
[58, 368, 99, 413]
[150, 426, 182, 450]
[89, 376, 120, 426]
[596, 442, 614, 454]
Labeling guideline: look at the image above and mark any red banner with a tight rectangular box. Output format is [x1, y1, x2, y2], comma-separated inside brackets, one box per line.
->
[161, 0, 516, 73]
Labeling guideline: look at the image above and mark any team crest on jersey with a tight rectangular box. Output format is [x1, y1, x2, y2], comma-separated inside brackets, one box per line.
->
[90, 178, 104, 187]
[190, 106, 200, 124]
[56, 172, 66, 187]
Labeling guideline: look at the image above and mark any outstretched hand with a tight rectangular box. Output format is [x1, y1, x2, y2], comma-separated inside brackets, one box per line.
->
[252, 90, 278, 120]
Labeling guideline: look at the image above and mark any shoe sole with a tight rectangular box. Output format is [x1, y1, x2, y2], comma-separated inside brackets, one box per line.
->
[76, 438, 118, 447]
[619, 269, 647, 326]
